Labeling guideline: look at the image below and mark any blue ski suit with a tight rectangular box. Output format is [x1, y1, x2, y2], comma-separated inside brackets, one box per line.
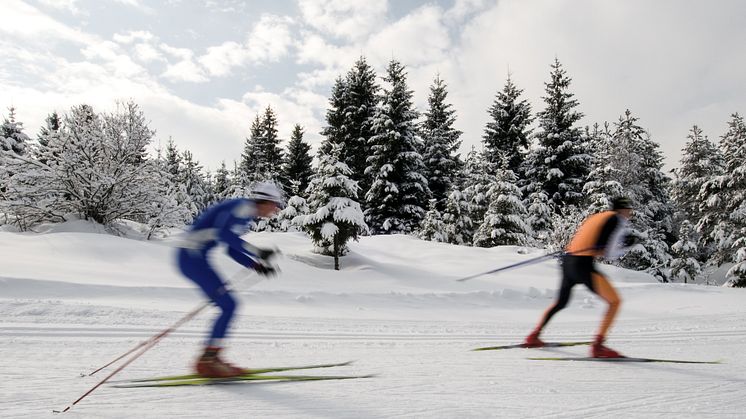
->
[177, 198, 261, 346]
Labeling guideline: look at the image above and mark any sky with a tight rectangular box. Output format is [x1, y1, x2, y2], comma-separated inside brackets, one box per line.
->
[1, 0, 745, 172]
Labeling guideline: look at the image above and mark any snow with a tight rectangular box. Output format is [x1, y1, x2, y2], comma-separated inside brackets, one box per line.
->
[2, 221, 746, 417]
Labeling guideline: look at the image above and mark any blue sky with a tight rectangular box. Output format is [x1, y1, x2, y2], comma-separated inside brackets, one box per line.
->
[2, 0, 745, 171]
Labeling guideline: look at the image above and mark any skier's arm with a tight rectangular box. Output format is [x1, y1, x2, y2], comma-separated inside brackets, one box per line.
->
[214, 202, 260, 263]
[604, 217, 631, 259]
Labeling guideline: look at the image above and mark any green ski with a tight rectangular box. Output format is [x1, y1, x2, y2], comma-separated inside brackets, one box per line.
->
[528, 356, 722, 364]
[117, 361, 354, 383]
[113, 373, 376, 388]
[472, 341, 592, 351]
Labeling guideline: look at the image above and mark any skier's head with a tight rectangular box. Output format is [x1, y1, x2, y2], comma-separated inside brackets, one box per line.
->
[611, 196, 633, 219]
[249, 182, 285, 217]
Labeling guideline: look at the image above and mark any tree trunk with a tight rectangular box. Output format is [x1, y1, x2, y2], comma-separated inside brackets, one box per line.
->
[333, 236, 340, 271]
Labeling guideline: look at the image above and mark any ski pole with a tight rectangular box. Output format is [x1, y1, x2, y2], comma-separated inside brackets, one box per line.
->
[55, 331, 164, 413]
[455, 250, 564, 282]
[86, 268, 257, 377]
[85, 300, 211, 377]
[58, 269, 261, 413]
[455, 246, 602, 282]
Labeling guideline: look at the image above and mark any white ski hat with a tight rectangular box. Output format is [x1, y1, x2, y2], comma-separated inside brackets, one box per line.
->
[249, 182, 285, 207]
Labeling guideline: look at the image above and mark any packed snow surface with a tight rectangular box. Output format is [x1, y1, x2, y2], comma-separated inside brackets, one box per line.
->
[1, 222, 745, 418]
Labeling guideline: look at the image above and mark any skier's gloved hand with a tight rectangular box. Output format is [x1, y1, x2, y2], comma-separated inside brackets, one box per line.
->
[256, 247, 279, 262]
[254, 263, 277, 278]
[623, 234, 638, 247]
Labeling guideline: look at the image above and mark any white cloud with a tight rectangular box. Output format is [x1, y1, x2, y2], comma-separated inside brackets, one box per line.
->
[36, 0, 81, 14]
[298, 0, 388, 41]
[367, 5, 450, 66]
[1, 0, 94, 45]
[133, 43, 165, 63]
[198, 14, 294, 77]
[113, 30, 155, 45]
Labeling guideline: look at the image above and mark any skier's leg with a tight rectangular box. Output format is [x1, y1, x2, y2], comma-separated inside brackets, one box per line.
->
[590, 273, 621, 338]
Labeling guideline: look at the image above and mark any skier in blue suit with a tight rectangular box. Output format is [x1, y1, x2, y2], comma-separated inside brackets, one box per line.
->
[178, 182, 284, 378]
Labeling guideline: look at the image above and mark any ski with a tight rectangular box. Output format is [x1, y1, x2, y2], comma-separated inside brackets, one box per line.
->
[113, 373, 376, 388]
[527, 356, 722, 364]
[117, 361, 354, 383]
[472, 341, 592, 351]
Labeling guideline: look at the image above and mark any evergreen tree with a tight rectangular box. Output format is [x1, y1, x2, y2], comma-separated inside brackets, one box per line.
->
[672, 125, 724, 224]
[699, 113, 746, 287]
[241, 115, 264, 182]
[342, 56, 379, 197]
[365, 59, 430, 234]
[526, 59, 591, 210]
[260, 106, 284, 181]
[421, 75, 462, 211]
[419, 199, 447, 242]
[282, 124, 314, 196]
[461, 147, 495, 241]
[35, 112, 63, 165]
[165, 137, 181, 178]
[669, 220, 701, 284]
[441, 188, 473, 245]
[180, 150, 208, 216]
[277, 181, 310, 233]
[526, 189, 553, 246]
[1, 107, 29, 155]
[213, 161, 230, 201]
[473, 169, 530, 247]
[483, 75, 533, 175]
[319, 76, 348, 155]
[584, 110, 674, 273]
[301, 143, 368, 270]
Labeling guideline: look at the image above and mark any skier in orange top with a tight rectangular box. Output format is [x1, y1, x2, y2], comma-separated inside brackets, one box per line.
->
[524, 197, 635, 358]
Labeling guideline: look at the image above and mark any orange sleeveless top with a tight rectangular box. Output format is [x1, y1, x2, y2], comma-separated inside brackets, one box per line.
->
[566, 211, 617, 256]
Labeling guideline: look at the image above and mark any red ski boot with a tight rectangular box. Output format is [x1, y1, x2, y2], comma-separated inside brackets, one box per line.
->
[195, 346, 246, 378]
[523, 329, 545, 348]
[591, 335, 624, 358]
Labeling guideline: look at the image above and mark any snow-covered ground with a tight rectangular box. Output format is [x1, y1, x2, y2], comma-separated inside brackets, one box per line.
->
[1, 223, 745, 418]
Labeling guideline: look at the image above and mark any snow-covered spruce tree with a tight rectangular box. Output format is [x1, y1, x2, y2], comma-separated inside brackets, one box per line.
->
[277, 181, 310, 232]
[419, 199, 447, 242]
[240, 115, 265, 183]
[301, 143, 367, 270]
[35, 112, 62, 165]
[213, 161, 231, 201]
[319, 76, 348, 154]
[260, 106, 285, 183]
[282, 124, 314, 197]
[699, 113, 746, 287]
[343, 56, 379, 197]
[148, 149, 193, 238]
[585, 110, 674, 273]
[180, 150, 209, 216]
[669, 220, 701, 284]
[320, 58, 379, 201]
[441, 188, 472, 245]
[525, 59, 591, 210]
[0, 106, 30, 156]
[365, 59, 430, 234]
[483, 75, 533, 176]
[165, 137, 181, 178]
[526, 189, 553, 247]
[672, 126, 723, 222]
[473, 169, 530, 247]
[460, 147, 495, 242]
[420, 75, 462, 210]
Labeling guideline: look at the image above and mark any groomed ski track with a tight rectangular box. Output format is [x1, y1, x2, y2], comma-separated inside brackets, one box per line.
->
[1, 229, 745, 417]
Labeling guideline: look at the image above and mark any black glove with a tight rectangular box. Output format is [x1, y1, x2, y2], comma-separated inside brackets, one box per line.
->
[254, 263, 277, 278]
[255, 247, 278, 262]
[623, 234, 638, 247]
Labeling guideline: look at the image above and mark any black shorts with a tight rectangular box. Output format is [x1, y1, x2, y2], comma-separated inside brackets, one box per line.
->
[560, 255, 599, 293]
